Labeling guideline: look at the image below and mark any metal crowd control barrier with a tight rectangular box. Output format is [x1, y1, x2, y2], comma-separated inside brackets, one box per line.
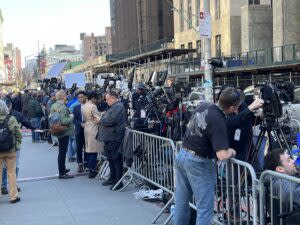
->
[259, 170, 300, 225]
[172, 142, 259, 225]
[215, 158, 259, 225]
[112, 130, 176, 224]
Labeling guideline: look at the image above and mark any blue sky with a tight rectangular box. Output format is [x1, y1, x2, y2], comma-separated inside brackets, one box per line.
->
[1, 0, 111, 63]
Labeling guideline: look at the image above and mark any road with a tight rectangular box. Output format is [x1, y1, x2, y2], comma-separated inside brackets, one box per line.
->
[0, 135, 169, 225]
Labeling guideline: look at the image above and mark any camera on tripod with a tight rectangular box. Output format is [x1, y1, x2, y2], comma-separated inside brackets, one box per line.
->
[255, 81, 295, 120]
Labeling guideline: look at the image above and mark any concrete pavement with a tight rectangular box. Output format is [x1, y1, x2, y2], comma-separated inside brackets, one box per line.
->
[0, 136, 169, 225]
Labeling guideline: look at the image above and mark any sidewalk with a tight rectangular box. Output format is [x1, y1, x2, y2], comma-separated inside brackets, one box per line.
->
[0, 136, 168, 225]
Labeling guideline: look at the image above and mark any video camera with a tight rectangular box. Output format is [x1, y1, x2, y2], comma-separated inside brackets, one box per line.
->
[255, 81, 295, 119]
[39, 77, 61, 93]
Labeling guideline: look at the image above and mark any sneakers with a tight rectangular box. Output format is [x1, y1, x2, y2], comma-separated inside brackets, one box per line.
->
[88, 170, 97, 179]
[59, 174, 74, 179]
[102, 179, 115, 186]
[10, 197, 21, 204]
[1, 186, 8, 195]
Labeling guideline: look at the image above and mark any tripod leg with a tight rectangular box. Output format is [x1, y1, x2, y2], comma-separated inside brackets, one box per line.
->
[278, 128, 293, 155]
[248, 129, 265, 165]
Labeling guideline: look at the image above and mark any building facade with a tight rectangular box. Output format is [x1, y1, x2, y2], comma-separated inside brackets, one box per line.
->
[173, 0, 202, 54]
[173, 0, 241, 57]
[0, 9, 4, 82]
[110, 0, 174, 54]
[80, 28, 112, 62]
[241, 2, 273, 52]
[273, 0, 300, 47]
[46, 45, 83, 65]
[3, 43, 20, 82]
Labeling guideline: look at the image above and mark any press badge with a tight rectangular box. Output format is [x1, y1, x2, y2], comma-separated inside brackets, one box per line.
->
[141, 110, 146, 118]
[234, 129, 241, 141]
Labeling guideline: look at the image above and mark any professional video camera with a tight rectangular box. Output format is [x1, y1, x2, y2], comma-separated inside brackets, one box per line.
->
[39, 77, 62, 93]
[255, 81, 295, 120]
[248, 81, 295, 165]
[141, 86, 170, 119]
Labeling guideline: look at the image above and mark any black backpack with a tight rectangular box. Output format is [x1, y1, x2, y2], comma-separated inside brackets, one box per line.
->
[0, 115, 14, 152]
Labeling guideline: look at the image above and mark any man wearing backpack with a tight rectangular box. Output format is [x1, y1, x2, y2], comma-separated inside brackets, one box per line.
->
[1, 97, 35, 195]
[50, 90, 75, 179]
[0, 100, 22, 203]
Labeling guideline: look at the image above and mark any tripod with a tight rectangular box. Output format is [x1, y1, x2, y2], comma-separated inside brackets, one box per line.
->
[248, 116, 292, 166]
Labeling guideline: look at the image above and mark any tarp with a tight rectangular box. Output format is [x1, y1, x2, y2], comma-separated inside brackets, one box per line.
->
[46, 62, 67, 78]
[64, 73, 86, 89]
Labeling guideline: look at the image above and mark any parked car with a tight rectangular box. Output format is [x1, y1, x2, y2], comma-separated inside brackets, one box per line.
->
[183, 91, 206, 112]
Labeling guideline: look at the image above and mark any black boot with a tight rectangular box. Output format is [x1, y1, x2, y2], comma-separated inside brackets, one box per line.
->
[88, 170, 97, 179]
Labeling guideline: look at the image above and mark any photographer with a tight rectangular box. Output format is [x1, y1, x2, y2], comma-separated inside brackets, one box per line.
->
[131, 83, 148, 129]
[174, 87, 240, 225]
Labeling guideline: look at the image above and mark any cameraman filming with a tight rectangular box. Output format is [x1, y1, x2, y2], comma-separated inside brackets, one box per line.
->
[131, 83, 147, 129]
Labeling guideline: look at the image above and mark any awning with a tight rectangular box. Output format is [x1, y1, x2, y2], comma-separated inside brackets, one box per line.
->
[46, 62, 67, 78]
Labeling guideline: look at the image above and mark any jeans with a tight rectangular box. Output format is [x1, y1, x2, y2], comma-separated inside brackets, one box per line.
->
[76, 132, 86, 165]
[67, 135, 76, 159]
[174, 149, 216, 225]
[86, 153, 97, 170]
[2, 150, 20, 188]
[58, 136, 69, 176]
[31, 117, 41, 142]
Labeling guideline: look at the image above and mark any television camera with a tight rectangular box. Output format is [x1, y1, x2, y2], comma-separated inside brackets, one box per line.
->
[39, 77, 62, 93]
[248, 81, 295, 165]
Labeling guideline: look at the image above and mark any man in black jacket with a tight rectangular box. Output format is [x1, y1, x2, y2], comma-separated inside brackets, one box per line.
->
[27, 92, 44, 143]
[73, 91, 87, 172]
[97, 91, 126, 190]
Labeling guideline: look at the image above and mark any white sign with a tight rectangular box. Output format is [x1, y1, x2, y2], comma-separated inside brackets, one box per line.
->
[64, 73, 86, 89]
[199, 11, 211, 38]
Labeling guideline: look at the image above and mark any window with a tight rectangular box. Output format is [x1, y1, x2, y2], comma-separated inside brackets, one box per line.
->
[215, 0, 221, 20]
[196, 40, 202, 58]
[188, 42, 193, 49]
[196, 0, 200, 27]
[188, 0, 192, 29]
[95, 46, 98, 50]
[180, 44, 185, 49]
[95, 51, 98, 55]
[180, 0, 184, 32]
[215, 35, 222, 57]
[248, 0, 260, 4]
[196, 40, 201, 51]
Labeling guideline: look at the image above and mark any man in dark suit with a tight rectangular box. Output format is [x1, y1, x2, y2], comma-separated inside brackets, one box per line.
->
[97, 91, 127, 190]
[73, 91, 87, 172]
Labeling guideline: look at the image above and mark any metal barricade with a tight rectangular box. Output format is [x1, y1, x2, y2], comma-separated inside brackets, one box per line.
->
[259, 170, 300, 225]
[172, 142, 259, 225]
[215, 159, 259, 225]
[113, 130, 176, 224]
